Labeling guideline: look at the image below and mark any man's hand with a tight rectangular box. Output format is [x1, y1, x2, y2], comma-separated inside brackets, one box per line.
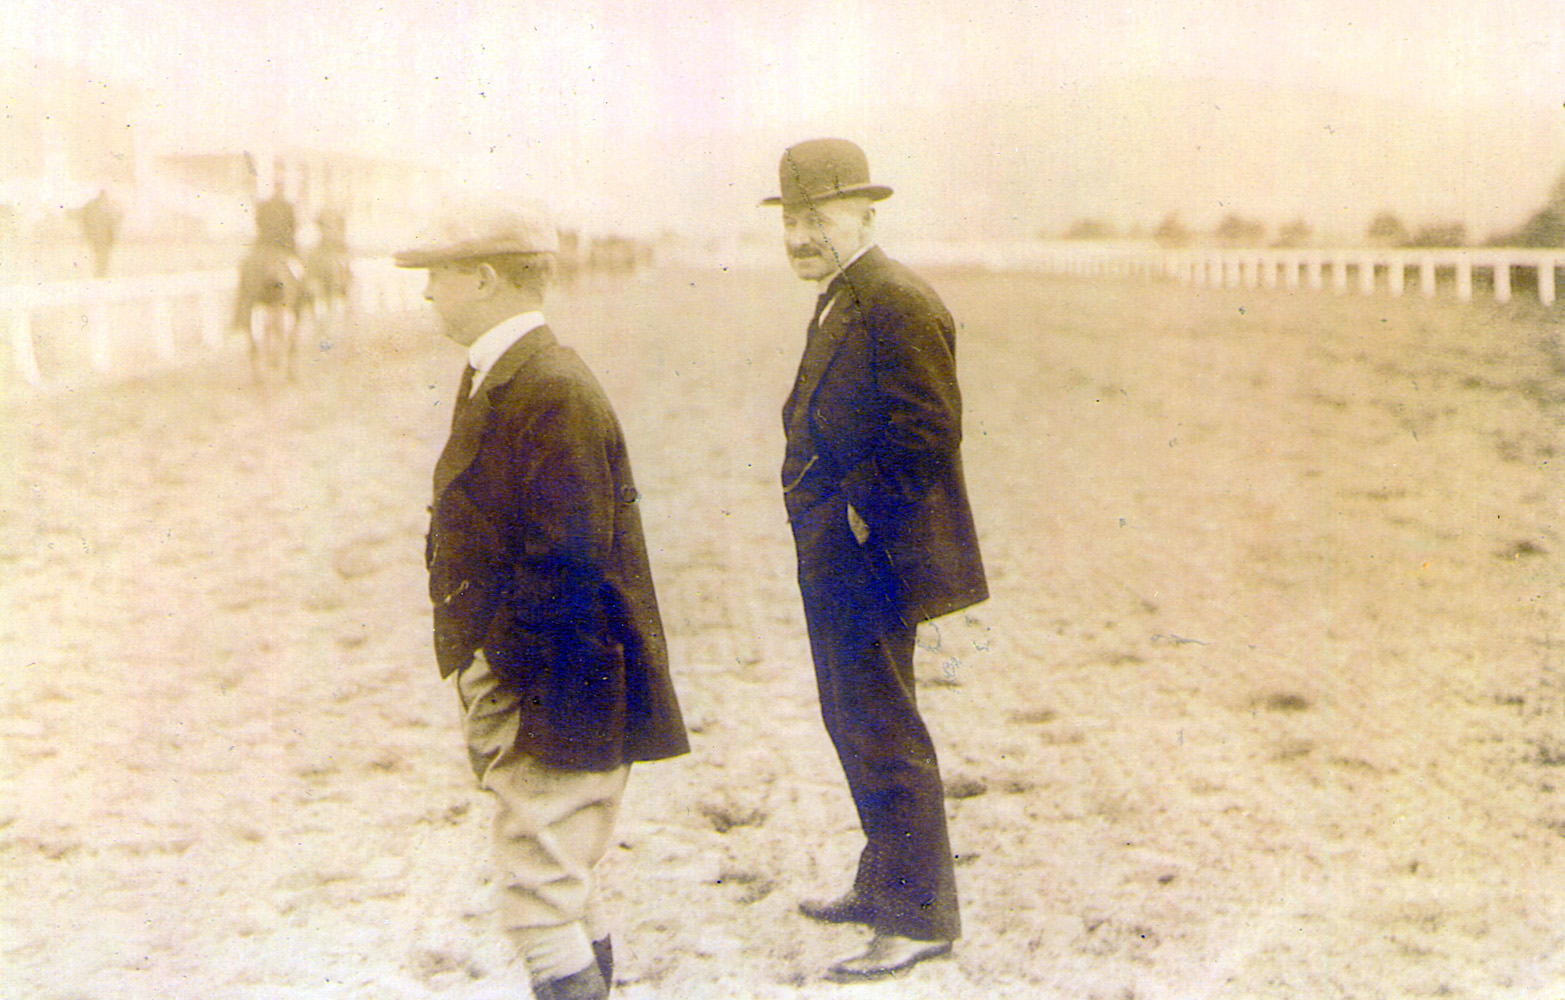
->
[847, 503, 869, 545]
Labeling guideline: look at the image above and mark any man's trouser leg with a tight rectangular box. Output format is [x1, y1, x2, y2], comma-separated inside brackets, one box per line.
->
[457, 652, 629, 983]
[791, 493, 961, 942]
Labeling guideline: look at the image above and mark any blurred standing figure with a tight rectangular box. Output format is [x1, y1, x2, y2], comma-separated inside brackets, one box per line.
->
[395, 195, 688, 1000]
[763, 138, 987, 982]
[79, 189, 121, 278]
[253, 181, 297, 251]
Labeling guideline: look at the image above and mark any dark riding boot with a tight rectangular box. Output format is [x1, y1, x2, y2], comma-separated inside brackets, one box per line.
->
[531, 963, 609, 1000]
[592, 935, 613, 986]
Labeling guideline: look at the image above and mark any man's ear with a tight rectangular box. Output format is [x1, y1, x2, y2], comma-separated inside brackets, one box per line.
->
[474, 261, 500, 296]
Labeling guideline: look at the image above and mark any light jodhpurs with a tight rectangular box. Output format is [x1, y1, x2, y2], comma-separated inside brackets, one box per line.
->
[457, 651, 630, 983]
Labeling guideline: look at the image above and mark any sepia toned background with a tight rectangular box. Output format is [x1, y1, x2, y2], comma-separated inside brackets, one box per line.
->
[2, 2, 1563, 997]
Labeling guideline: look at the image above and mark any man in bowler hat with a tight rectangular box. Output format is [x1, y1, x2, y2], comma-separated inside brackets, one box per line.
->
[396, 195, 688, 1000]
[763, 139, 988, 980]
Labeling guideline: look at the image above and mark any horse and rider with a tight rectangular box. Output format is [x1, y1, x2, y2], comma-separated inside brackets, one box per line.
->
[233, 187, 306, 386]
[232, 188, 355, 386]
[303, 207, 355, 350]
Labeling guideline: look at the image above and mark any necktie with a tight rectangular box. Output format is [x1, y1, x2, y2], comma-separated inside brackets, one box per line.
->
[451, 364, 476, 429]
[782, 289, 838, 493]
[811, 289, 834, 331]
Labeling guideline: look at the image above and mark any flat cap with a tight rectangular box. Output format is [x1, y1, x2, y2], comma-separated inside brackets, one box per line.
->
[394, 195, 559, 267]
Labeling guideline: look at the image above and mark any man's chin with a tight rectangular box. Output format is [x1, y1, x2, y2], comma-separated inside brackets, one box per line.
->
[438, 321, 479, 347]
[789, 256, 830, 280]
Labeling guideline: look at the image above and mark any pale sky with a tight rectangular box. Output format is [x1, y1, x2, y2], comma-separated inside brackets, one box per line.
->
[5, 0, 1564, 238]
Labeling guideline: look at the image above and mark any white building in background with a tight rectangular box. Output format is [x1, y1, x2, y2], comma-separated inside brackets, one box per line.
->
[0, 53, 139, 235]
[0, 50, 450, 254]
[150, 147, 448, 253]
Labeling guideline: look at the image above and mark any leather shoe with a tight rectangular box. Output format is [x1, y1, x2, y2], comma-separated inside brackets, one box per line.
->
[825, 934, 953, 981]
[591, 935, 613, 987]
[799, 891, 875, 925]
[531, 963, 609, 1000]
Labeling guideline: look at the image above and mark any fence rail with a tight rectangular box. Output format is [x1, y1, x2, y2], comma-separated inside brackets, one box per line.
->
[1012, 244, 1561, 306]
[4, 246, 1560, 389]
[1, 258, 424, 389]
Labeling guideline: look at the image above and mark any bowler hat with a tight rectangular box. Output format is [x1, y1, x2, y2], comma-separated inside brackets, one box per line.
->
[394, 195, 559, 267]
[760, 138, 893, 208]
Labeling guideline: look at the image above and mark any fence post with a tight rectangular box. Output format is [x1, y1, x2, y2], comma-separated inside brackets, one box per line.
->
[1457, 257, 1473, 302]
[1420, 255, 1436, 297]
[7, 309, 43, 387]
[1388, 254, 1405, 296]
[1307, 254, 1323, 290]
[153, 295, 176, 361]
[1540, 257, 1557, 306]
[1358, 254, 1376, 295]
[89, 301, 112, 372]
[201, 291, 226, 348]
[1493, 255, 1511, 304]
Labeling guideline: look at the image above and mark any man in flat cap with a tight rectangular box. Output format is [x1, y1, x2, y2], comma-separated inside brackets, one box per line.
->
[396, 195, 688, 1000]
[763, 138, 987, 981]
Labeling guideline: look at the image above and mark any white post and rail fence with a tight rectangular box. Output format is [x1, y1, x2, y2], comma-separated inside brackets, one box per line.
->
[1, 259, 424, 390]
[992, 243, 1560, 306]
[2, 246, 1560, 389]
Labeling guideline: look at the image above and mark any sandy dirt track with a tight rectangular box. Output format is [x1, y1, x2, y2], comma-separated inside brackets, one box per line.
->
[1, 267, 1562, 999]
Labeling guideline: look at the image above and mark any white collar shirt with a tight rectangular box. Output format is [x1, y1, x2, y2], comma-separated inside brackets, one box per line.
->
[465, 310, 546, 397]
[815, 243, 874, 326]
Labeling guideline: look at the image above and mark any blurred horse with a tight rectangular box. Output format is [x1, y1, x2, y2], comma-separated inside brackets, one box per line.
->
[304, 210, 355, 351]
[234, 244, 307, 387]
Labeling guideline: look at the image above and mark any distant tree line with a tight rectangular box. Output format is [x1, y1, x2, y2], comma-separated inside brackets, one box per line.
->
[1486, 169, 1565, 247]
[1051, 165, 1565, 248]
[1365, 213, 1469, 248]
[1057, 211, 1469, 248]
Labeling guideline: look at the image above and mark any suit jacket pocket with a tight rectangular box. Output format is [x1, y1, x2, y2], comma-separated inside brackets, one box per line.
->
[483, 621, 559, 690]
[550, 633, 627, 726]
[537, 631, 629, 770]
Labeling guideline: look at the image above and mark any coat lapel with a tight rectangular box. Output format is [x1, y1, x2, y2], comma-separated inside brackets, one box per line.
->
[790, 248, 882, 422]
[431, 325, 554, 503]
[783, 286, 834, 428]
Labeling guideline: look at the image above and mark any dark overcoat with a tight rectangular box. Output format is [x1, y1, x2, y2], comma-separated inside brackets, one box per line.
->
[427, 325, 688, 771]
[782, 246, 988, 622]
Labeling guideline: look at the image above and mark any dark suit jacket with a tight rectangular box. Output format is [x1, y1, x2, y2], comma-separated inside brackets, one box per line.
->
[428, 324, 688, 771]
[782, 246, 988, 622]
